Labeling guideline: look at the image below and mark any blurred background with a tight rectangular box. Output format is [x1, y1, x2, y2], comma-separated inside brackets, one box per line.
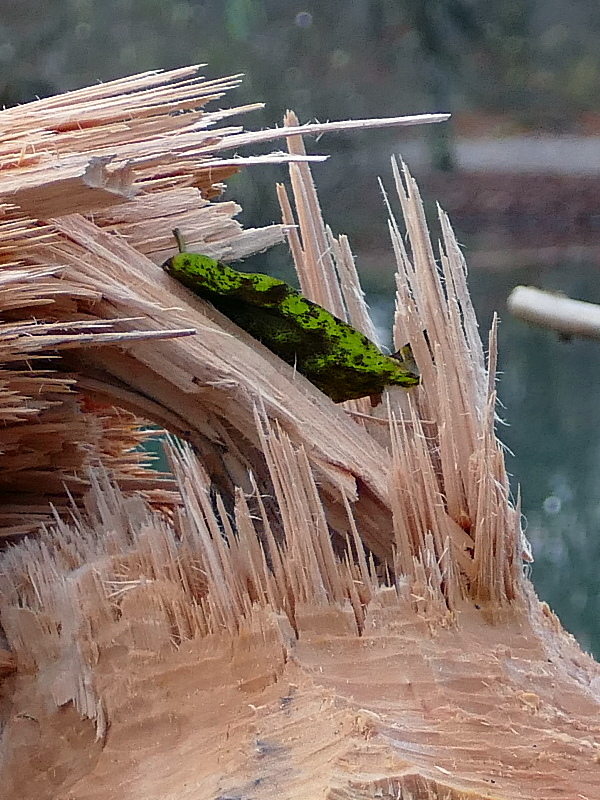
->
[3, 0, 600, 655]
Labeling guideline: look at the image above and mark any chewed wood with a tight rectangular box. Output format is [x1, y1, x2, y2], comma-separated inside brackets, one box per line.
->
[0, 65, 597, 800]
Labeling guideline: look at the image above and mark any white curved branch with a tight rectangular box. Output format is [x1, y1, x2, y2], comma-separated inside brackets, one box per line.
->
[508, 285, 600, 340]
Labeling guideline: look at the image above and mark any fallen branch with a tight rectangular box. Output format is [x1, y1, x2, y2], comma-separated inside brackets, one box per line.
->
[508, 284, 600, 339]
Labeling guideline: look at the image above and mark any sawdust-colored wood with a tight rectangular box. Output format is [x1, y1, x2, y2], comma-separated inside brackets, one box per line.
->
[0, 66, 598, 800]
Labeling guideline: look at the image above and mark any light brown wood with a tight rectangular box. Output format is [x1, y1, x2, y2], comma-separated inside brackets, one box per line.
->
[0, 66, 598, 800]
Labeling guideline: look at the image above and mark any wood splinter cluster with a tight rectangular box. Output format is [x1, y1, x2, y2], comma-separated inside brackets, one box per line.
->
[0, 66, 598, 800]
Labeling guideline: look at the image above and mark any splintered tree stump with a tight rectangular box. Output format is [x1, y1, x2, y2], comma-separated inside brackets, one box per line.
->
[0, 67, 598, 800]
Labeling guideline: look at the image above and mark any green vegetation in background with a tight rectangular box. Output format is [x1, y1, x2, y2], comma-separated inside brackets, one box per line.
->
[3, 2, 598, 133]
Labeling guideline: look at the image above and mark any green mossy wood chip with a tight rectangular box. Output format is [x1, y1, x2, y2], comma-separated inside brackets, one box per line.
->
[164, 251, 419, 403]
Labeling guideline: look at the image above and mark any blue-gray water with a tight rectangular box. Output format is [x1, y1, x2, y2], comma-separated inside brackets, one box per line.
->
[476, 265, 600, 657]
[372, 261, 600, 656]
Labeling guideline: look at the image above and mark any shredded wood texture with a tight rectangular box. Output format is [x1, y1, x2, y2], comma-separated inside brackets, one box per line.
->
[0, 67, 599, 800]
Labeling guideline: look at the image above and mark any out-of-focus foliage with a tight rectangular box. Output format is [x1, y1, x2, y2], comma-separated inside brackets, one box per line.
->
[1, 0, 599, 129]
